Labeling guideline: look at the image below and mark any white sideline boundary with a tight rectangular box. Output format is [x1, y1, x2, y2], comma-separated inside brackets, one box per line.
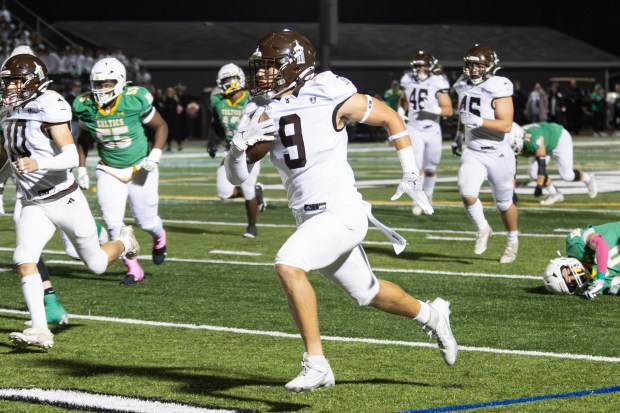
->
[0, 307, 617, 363]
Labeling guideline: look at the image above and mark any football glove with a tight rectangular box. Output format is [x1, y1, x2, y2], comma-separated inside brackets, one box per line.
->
[207, 146, 217, 159]
[459, 111, 483, 128]
[142, 148, 162, 172]
[583, 279, 605, 299]
[231, 107, 276, 153]
[390, 172, 434, 215]
[77, 166, 89, 190]
[451, 131, 464, 157]
[534, 185, 544, 197]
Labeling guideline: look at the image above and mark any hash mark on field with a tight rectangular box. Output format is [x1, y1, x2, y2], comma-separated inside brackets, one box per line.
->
[209, 250, 262, 256]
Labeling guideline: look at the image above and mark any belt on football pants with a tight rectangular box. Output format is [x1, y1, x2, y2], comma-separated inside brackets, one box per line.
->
[480, 146, 496, 150]
[303, 202, 326, 211]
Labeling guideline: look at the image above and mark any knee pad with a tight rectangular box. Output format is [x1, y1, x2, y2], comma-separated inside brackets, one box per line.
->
[13, 245, 39, 266]
[495, 196, 514, 212]
[348, 287, 378, 307]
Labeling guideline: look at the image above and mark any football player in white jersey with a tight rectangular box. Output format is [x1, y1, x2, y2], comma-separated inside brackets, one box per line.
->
[225, 29, 457, 392]
[399, 51, 453, 215]
[452, 44, 519, 264]
[0, 54, 139, 349]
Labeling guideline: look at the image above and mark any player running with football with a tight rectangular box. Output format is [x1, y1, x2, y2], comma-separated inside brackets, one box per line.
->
[211, 63, 265, 238]
[225, 29, 457, 392]
[74, 57, 168, 284]
[452, 44, 519, 264]
[399, 51, 453, 215]
[0, 53, 139, 349]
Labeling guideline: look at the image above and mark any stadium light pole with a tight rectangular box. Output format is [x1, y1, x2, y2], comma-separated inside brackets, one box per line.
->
[319, 0, 338, 72]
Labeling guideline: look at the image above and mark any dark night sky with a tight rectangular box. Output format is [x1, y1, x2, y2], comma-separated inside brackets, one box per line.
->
[14, 0, 620, 58]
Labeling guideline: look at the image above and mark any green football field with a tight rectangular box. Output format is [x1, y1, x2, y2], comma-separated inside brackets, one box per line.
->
[0, 136, 619, 413]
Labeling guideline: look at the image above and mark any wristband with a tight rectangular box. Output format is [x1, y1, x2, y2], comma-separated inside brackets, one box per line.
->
[396, 146, 419, 174]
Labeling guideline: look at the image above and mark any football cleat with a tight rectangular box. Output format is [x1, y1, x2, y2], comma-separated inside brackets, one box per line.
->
[422, 298, 458, 366]
[500, 242, 518, 264]
[586, 174, 598, 198]
[152, 229, 167, 265]
[285, 352, 335, 392]
[411, 202, 423, 216]
[44, 294, 69, 325]
[255, 183, 267, 212]
[540, 192, 564, 206]
[243, 224, 257, 238]
[474, 224, 492, 255]
[119, 225, 140, 259]
[9, 327, 54, 349]
[120, 257, 144, 285]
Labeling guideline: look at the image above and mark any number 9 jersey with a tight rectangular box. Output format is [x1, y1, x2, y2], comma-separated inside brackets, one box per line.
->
[72, 85, 155, 168]
[243, 71, 360, 210]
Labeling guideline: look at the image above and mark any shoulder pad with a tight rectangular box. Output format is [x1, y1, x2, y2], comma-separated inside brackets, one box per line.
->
[482, 76, 513, 98]
[307, 72, 357, 102]
[35, 92, 72, 123]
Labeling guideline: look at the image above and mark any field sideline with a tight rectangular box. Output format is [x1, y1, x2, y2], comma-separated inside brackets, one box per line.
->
[0, 138, 618, 412]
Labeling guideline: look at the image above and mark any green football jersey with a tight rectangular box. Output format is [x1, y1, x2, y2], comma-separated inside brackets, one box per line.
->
[72, 86, 154, 168]
[566, 222, 620, 290]
[213, 91, 249, 142]
[522, 122, 563, 155]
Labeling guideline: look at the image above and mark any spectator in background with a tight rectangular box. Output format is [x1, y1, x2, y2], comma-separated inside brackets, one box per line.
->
[383, 79, 403, 111]
[0, 0, 11, 23]
[590, 84, 606, 136]
[547, 81, 566, 127]
[160, 87, 182, 151]
[512, 80, 527, 125]
[525, 82, 548, 123]
[614, 83, 620, 136]
[565, 79, 585, 135]
[175, 83, 191, 149]
[135, 65, 152, 88]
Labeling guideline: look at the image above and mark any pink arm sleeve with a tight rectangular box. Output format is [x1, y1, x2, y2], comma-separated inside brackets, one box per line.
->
[589, 234, 609, 276]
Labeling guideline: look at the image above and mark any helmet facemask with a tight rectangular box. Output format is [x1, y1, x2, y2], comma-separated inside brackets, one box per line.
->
[410, 52, 437, 82]
[543, 257, 589, 294]
[216, 63, 246, 97]
[0, 54, 49, 108]
[90, 58, 127, 106]
[248, 30, 316, 99]
[463, 45, 500, 85]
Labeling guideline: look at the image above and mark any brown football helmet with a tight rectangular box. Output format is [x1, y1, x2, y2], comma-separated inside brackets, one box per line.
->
[0, 53, 49, 107]
[462, 44, 500, 85]
[248, 29, 316, 98]
[410, 51, 438, 82]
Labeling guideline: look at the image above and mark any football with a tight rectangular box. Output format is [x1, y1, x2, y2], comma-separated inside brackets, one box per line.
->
[245, 109, 274, 164]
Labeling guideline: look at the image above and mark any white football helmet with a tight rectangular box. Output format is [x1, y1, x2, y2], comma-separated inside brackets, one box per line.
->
[90, 57, 127, 106]
[508, 122, 524, 155]
[216, 63, 245, 96]
[543, 257, 589, 294]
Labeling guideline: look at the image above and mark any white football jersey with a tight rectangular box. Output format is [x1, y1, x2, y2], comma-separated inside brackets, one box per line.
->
[400, 72, 450, 131]
[453, 74, 513, 150]
[1, 91, 74, 203]
[244, 71, 362, 210]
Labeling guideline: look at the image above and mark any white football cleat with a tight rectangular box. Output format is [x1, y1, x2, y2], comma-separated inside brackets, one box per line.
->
[9, 327, 54, 349]
[500, 242, 518, 264]
[284, 352, 335, 392]
[119, 225, 140, 259]
[423, 298, 458, 366]
[474, 225, 492, 255]
[411, 202, 423, 216]
[540, 193, 564, 205]
[586, 174, 598, 198]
